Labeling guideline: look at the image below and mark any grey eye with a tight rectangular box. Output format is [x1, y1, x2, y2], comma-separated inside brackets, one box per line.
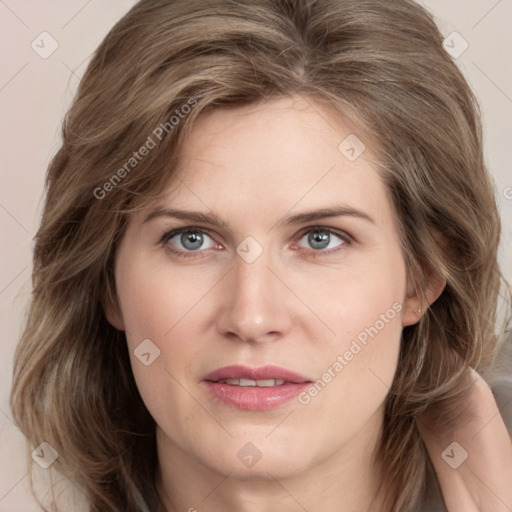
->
[298, 229, 345, 251]
[169, 230, 215, 251]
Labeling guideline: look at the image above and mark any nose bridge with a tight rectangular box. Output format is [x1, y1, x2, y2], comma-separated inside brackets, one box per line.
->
[216, 244, 290, 342]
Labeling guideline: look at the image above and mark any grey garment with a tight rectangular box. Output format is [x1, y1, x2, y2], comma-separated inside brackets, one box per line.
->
[421, 465, 447, 512]
[487, 337, 512, 440]
[420, 338, 512, 512]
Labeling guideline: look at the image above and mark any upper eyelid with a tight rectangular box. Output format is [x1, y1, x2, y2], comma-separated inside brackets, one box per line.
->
[161, 226, 229, 247]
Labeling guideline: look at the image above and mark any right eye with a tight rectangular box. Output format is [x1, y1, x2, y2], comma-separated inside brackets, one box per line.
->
[161, 228, 219, 257]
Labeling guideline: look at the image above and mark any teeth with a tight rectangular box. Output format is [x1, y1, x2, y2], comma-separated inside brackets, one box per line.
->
[220, 378, 286, 387]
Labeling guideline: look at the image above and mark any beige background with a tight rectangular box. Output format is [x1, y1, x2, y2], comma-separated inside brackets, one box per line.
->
[1, 1, 511, 510]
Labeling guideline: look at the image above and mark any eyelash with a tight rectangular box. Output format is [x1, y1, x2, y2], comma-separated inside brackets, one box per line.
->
[159, 226, 353, 259]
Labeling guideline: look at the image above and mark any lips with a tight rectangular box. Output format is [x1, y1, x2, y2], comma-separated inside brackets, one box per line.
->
[203, 365, 312, 384]
[202, 365, 313, 410]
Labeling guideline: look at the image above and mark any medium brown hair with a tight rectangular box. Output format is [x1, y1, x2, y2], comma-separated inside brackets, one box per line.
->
[10, 0, 509, 510]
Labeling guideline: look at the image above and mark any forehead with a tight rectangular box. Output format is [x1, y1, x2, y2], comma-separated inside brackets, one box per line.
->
[177, 95, 367, 177]
[143, 95, 394, 228]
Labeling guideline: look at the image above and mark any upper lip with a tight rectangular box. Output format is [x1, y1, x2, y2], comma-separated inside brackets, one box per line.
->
[203, 365, 313, 384]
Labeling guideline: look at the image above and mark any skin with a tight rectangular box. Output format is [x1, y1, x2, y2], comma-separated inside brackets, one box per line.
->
[418, 369, 512, 512]
[105, 95, 443, 512]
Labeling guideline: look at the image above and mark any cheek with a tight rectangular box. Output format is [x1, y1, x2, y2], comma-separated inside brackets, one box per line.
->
[112, 257, 172, 395]
[314, 248, 406, 344]
[115, 249, 194, 343]
[113, 253, 208, 414]
[303, 249, 406, 404]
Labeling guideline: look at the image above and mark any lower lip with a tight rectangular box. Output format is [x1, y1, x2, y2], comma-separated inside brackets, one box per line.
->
[203, 381, 311, 410]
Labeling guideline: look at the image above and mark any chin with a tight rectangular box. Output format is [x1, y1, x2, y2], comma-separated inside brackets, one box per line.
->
[201, 442, 312, 480]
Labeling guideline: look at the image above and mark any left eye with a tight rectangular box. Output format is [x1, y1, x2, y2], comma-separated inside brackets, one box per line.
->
[296, 228, 347, 252]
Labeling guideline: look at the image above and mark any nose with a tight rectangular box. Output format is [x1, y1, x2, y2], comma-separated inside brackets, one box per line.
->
[216, 248, 293, 344]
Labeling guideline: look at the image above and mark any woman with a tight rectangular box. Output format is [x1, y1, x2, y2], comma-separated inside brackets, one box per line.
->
[9, 0, 512, 511]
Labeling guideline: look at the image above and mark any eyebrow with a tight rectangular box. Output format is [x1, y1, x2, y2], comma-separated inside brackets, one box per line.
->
[143, 206, 375, 228]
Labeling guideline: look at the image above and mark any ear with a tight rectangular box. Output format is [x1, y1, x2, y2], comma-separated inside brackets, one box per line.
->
[402, 270, 446, 327]
[101, 285, 126, 331]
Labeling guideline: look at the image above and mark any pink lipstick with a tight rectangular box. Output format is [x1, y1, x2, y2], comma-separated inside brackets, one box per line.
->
[202, 365, 313, 410]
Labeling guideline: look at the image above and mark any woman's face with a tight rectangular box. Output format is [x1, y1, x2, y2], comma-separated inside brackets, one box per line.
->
[107, 95, 420, 481]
